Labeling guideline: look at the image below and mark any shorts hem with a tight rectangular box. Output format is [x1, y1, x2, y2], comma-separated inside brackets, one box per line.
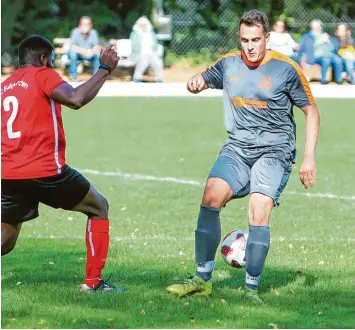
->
[249, 189, 279, 207]
[1, 211, 39, 225]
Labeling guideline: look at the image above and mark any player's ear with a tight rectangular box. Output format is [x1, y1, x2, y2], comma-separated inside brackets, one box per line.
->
[39, 54, 47, 67]
[265, 32, 270, 43]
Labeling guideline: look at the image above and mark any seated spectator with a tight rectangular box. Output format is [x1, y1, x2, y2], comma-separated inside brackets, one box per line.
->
[334, 23, 355, 85]
[298, 19, 343, 84]
[130, 16, 163, 83]
[68, 16, 101, 81]
[268, 19, 298, 62]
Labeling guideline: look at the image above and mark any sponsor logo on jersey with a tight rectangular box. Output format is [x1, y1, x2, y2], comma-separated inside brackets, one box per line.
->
[1, 80, 29, 94]
[232, 96, 268, 109]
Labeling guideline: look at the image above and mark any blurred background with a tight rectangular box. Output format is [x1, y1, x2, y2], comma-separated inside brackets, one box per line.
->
[2, 0, 355, 82]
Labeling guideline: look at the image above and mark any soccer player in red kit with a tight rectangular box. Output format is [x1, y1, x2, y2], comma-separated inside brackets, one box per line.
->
[1, 35, 122, 292]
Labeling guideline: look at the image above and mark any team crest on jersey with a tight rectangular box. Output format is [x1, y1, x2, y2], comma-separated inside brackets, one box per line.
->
[258, 76, 272, 91]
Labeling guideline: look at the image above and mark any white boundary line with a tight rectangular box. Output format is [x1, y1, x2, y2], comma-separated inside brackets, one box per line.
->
[21, 234, 355, 243]
[78, 168, 355, 201]
[68, 82, 355, 99]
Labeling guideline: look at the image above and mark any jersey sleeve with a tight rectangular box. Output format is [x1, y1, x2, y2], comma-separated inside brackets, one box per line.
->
[286, 66, 315, 108]
[36, 68, 66, 98]
[201, 58, 224, 89]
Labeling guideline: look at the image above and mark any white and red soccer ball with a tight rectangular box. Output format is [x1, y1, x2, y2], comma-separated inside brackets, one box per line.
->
[221, 230, 249, 268]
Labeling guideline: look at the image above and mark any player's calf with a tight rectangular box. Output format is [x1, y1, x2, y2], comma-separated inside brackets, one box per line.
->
[1, 223, 22, 256]
[244, 193, 272, 294]
[69, 185, 121, 291]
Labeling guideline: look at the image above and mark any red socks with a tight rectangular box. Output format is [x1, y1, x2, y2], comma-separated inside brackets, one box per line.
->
[84, 219, 110, 287]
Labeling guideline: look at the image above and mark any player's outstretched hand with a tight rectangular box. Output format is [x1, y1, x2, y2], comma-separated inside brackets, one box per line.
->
[187, 73, 208, 94]
[100, 47, 120, 70]
[299, 156, 316, 189]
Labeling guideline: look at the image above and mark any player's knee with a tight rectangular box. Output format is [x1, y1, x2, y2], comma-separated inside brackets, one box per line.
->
[249, 193, 274, 225]
[97, 195, 109, 218]
[249, 203, 271, 226]
[202, 180, 231, 208]
[249, 208, 269, 226]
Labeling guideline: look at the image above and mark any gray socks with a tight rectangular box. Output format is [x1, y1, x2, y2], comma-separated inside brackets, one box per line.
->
[195, 204, 221, 281]
[245, 225, 270, 290]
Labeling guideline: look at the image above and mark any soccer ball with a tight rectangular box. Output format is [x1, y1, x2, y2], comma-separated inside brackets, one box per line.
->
[221, 230, 249, 268]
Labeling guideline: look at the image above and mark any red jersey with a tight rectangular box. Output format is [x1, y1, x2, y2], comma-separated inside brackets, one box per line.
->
[1, 66, 67, 179]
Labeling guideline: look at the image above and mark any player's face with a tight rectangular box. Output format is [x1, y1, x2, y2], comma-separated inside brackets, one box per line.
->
[240, 23, 269, 63]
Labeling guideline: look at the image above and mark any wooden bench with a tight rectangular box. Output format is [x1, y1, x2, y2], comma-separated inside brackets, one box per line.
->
[53, 38, 137, 68]
[53, 37, 164, 80]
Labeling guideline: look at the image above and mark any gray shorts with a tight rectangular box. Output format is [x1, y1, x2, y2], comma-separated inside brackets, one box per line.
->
[208, 151, 292, 206]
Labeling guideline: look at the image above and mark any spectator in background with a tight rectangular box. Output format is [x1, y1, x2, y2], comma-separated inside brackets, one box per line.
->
[298, 19, 343, 84]
[268, 19, 299, 62]
[334, 23, 355, 84]
[68, 16, 101, 81]
[130, 16, 163, 83]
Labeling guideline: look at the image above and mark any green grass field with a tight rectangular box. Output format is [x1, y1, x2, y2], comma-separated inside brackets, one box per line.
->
[2, 97, 355, 329]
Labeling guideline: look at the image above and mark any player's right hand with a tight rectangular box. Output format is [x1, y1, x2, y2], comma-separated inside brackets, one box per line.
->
[187, 73, 207, 94]
[99, 47, 120, 69]
[299, 156, 316, 189]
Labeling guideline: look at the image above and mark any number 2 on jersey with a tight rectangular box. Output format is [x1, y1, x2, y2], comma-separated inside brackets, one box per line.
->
[3, 96, 21, 139]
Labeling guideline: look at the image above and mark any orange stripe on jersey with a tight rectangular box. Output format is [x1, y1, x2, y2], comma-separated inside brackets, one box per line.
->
[269, 51, 315, 105]
[208, 50, 241, 68]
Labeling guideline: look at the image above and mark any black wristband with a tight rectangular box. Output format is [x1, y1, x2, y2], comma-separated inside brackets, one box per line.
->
[99, 64, 113, 74]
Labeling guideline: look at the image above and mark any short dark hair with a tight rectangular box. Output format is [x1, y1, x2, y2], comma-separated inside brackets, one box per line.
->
[239, 10, 269, 33]
[18, 35, 54, 66]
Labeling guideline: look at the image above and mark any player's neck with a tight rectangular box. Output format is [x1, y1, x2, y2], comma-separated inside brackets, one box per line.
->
[241, 50, 272, 67]
[20, 63, 43, 68]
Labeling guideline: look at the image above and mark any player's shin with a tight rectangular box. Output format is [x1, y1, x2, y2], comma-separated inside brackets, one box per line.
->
[195, 205, 221, 281]
[85, 218, 110, 287]
[245, 225, 270, 290]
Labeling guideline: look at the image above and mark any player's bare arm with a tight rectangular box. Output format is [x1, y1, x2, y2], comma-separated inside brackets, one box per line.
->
[51, 47, 119, 109]
[299, 103, 320, 189]
[187, 73, 209, 94]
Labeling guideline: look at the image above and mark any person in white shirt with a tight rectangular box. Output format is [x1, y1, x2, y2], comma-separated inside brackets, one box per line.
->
[268, 19, 299, 62]
[130, 16, 163, 83]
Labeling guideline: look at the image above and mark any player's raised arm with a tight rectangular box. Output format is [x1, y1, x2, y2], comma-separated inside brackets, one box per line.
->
[187, 58, 224, 94]
[187, 73, 208, 94]
[51, 47, 119, 109]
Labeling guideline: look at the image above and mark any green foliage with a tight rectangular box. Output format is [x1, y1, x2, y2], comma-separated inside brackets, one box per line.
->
[1, 0, 155, 63]
[166, 48, 219, 67]
[276, 9, 296, 26]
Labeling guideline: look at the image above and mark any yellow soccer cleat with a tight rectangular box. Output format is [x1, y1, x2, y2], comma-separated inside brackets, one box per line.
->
[244, 287, 264, 304]
[166, 275, 212, 297]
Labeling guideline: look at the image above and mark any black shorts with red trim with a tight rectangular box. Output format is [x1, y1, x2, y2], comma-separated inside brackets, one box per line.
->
[1, 165, 90, 225]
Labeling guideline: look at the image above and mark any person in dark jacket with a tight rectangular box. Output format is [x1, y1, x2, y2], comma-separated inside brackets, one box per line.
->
[298, 19, 343, 84]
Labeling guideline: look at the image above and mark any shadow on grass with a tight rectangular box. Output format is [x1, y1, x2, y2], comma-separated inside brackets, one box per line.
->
[2, 246, 355, 329]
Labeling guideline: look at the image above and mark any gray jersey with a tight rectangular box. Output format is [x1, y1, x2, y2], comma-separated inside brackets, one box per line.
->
[201, 50, 315, 163]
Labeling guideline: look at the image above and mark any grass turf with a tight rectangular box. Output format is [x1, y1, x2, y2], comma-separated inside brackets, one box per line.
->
[2, 97, 355, 329]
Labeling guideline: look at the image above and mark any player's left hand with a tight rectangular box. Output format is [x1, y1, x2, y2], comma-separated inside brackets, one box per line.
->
[299, 156, 316, 189]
